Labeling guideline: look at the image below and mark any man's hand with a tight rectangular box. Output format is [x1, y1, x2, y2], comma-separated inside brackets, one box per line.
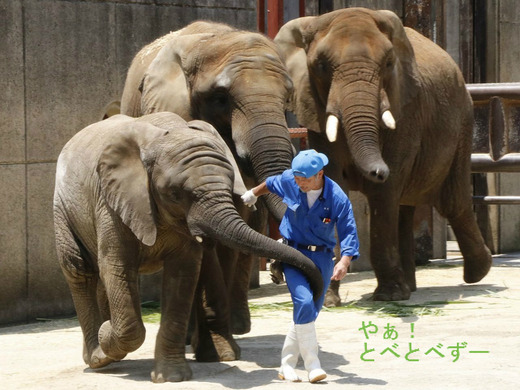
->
[331, 255, 352, 281]
[241, 189, 258, 207]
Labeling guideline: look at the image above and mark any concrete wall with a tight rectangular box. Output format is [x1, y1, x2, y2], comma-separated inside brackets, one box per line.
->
[0, 0, 256, 325]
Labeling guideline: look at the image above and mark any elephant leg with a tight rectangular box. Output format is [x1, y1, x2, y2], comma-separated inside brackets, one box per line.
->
[97, 253, 145, 362]
[324, 279, 341, 307]
[399, 205, 417, 292]
[217, 244, 252, 335]
[226, 202, 267, 334]
[151, 243, 201, 383]
[54, 221, 110, 369]
[369, 197, 411, 301]
[446, 207, 492, 283]
[192, 246, 240, 362]
[324, 256, 341, 307]
[439, 145, 492, 283]
[96, 279, 111, 323]
[72, 274, 112, 368]
[72, 275, 115, 369]
[230, 251, 254, 334]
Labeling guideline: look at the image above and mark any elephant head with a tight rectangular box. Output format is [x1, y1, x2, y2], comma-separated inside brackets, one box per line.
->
[95, 112, 323, 298]
[275, 8, 421, 184]
[121, 21, 295, 221]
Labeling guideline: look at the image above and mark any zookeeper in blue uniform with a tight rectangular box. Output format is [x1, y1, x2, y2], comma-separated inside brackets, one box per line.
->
[241, 149, 360, 383]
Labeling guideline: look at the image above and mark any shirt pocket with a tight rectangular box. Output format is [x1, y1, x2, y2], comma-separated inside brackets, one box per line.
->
[310, 214, 334, 237]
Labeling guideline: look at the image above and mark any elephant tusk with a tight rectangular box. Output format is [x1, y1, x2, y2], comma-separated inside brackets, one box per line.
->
[382, 110, 396, 130]
[195, 236, 203, 243]
[326, 115, 339, 142]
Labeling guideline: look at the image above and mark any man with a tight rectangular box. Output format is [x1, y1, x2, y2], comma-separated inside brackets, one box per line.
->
[241, 149, 360, 383]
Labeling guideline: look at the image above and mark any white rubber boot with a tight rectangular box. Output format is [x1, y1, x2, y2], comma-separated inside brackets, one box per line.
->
[278, 322, 301, 382]
[295, 322, 327, 383]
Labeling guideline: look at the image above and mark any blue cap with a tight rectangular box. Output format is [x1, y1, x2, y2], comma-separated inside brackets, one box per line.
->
[291, 150, 329, 178]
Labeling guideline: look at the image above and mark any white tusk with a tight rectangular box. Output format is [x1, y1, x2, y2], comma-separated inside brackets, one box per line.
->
[195, 236, 203, 243]
[326, 115, 339, 142]
[382, 110, 396, 130]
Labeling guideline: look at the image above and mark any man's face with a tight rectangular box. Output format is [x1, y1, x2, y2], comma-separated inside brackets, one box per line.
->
[294, 170, 324, 193]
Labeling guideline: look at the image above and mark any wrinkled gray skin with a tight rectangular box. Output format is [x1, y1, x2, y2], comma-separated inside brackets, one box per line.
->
[120, 21, 294, 337]
[275, 8, 492, 301]
[53, 112, 323, 383]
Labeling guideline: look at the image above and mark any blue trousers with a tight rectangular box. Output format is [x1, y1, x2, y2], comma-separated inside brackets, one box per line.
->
[282, 249, 334, 324]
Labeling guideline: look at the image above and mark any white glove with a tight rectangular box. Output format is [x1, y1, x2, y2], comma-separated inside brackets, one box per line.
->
[241, 189, 258, 207]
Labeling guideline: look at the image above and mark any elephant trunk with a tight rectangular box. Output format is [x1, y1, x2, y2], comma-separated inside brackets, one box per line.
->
[233, 107, 293, 221]
[330, 63, 389, 183]
[187, 197, 323, 300]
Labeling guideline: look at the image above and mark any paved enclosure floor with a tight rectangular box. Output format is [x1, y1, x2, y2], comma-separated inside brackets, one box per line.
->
[2, 247, 520, 389]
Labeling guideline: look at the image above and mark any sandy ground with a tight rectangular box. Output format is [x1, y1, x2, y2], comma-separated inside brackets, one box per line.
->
[2, 247, 520, 390]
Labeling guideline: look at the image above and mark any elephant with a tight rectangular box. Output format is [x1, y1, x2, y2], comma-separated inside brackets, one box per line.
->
[53, 112, 323, 382]
[274, 7, 492, 301]
[120, 20, 293, 219]
[120, 21, 294, 338]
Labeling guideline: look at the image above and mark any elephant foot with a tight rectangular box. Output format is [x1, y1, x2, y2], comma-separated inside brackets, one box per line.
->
[324, 280, 341, 308]
[84, 344, 117, 369]
[191, 328, 218, 362]
[231, 310, 251, 335]
[151, 360, 192, 383]
[463, 247, 492, 284]
[194, 332, 240, 362]
[372, 281, 411, 301]
[98, 320, 144, 361]
[193, 344, 218, 362]
[405, 274, 417, 292]
[212, 333, 240, 361]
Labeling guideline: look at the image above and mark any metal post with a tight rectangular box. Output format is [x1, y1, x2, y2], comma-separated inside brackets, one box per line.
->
[257, 0, 265, 33]
[267, 0, 284, 38]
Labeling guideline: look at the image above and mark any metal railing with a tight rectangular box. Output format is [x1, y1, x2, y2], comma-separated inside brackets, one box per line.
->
[468, 82, 520, 204]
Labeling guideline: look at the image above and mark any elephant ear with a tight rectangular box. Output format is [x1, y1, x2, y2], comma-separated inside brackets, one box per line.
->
[187, 120, 248, 197]
[140, 33, 215, 119]
[373, 10, 421, 112]
[97, 122, 168, 246]
[274, 17, 322, 132]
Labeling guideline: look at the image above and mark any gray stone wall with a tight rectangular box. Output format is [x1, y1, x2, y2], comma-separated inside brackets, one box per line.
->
[0, 0, 256, 325]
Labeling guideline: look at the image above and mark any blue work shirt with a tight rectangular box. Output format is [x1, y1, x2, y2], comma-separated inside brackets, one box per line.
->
[266, 169, 360, 260]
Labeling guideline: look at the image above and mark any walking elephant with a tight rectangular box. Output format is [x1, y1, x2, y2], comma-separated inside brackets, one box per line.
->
[53, 112, 323, 383]
[120, 21, 294, 336]
[274, 8, 492, 301]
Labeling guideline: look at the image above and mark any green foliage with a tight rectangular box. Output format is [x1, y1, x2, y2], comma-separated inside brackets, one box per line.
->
[248, 301, 294, 317]
[141, 301, 161, 324]
[139, 298, 475, 322]
[322, 299, 473, 317]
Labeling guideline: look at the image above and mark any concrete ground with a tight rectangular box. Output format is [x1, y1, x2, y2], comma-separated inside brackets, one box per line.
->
[1, 244, 519, 389]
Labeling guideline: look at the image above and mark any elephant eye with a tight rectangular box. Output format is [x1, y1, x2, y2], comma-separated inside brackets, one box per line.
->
[170, 188, 181, 200]
[385, 53, 395, 70]
[168, 188, 189, 208]
[315, 60, 329, 74]
[210, 90, 229, 107]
